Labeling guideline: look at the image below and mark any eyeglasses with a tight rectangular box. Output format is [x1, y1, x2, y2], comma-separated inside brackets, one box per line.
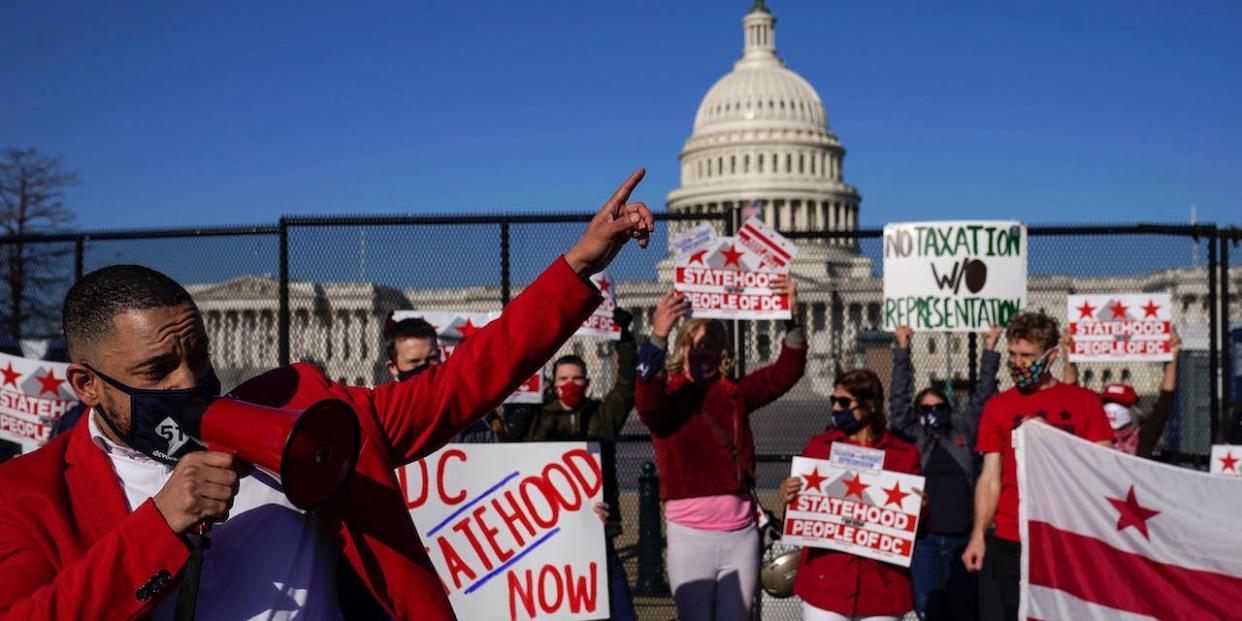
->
[829, 396, 856, 410]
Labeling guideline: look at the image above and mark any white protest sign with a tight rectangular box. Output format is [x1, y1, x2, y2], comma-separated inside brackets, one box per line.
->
[392, 310, 543, 403]
[397, 443, 610, 621]
[673, 216, 796, 320]
[1066, 293, 1173, 362]
[670, 223, 719, 258]
[882, 221, 1027, 332]
[1210, 445, 1242, 477]
[575, 272, 620, 341]
[0, 351, 78, 447]
[782, 454, 924, 568]
[828, 444, 886, 474]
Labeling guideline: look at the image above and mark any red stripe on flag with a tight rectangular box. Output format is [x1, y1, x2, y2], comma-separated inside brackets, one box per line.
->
[1027, 520, 1242, 619]
[739, 224, 792, 261]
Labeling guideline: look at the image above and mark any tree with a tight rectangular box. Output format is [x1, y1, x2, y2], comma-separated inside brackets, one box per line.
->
[0, 148, 78, 340]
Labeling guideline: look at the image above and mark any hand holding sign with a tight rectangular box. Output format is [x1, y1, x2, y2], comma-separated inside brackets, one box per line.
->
[565, 169, 654, 277]
[652, 291, 690, 338]
[770, 275, 797, 314]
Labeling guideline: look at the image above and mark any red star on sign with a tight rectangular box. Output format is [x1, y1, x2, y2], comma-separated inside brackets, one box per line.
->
[688, 249, 708, 265]
[1107, 485, 1160, 540]
[1109, 300, 1129, 319]
[882, 481, 911, 508]
[456, 319, 480, 340]
[1142, 299, 1161, 318]
[1221, 451, 1240, 473]
[801, 468, 828, 494]
[1, 363, 20, 388]
[1076, 301, 1097, 319]
[597, 276, 611, 294]
[842, 473, 870, 501]
[721, 244, 744, 268]
[37, 370, 65, 397]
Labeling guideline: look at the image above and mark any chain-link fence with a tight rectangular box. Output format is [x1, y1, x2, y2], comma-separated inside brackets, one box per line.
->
[1, 218, 1239, 620]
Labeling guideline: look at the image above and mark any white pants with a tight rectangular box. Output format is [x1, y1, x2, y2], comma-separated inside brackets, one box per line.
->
[800, 602, 901, 621]
[665, 520, 761, 621]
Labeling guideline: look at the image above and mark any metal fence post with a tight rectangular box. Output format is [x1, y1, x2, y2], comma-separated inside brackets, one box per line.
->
[1220, 232, 1232, 440]
[278, 218, 290, 367]
[73, 236, 84, 282]
[500, 220, 511, 308]
[633, 461, 669, 596]
[1208, 226, 1220, 443]
[968, 332, 978, 392]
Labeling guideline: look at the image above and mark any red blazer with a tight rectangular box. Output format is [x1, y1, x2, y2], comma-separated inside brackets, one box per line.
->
[635, 343, 805, 501]
[0, 257, 600, 620]
[792, 429, 921, 617]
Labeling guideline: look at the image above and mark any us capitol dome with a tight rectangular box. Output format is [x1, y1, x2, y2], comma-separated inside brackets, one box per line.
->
[666, 0, 870, 281]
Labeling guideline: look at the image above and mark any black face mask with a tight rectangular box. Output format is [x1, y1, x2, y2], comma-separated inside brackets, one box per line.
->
[86, 363, 221, 466]
[396, 363, 431, 382]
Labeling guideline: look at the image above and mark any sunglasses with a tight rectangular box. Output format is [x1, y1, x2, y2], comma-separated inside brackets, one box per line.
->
[919, 403, 950, 414]
[829, 396, 856, 410]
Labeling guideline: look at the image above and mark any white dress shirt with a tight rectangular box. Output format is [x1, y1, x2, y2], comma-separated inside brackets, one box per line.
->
[89, 412, 345, 620]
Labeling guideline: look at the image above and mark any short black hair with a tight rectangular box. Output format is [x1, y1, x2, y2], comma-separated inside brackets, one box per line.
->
[384, 317, 438, 363]
[62, 265, 195, 360]
[552, 354, 587, 377]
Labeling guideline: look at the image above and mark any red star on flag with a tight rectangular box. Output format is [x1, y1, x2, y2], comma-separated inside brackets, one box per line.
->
[721, 244, 744, 268]
[1076, 301, 1097, 319]
[1107, 485, 1160, 540]
[842, 473, 870, 501]
[37, 370, 65, 397]
[1142, 299, 1161, 318]
[1220, 451, 1239, 473]
[688, 249, 708, 265]
[596, 276, 611, 294]
[801, 468, 828, 493]
[882, 481, 911, 508]
[457, 319, 480, 340]
[1, 363, 20, 388]
[1109, 300, 1129, 319]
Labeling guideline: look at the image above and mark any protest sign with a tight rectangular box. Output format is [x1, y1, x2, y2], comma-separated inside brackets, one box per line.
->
[398, 443, 609, 621]
[575, 272, 620, 341]
[1210, 445, 1242, 477]
[672, 216, 796, 320]
[392, 310, 543, 403]
[1066, 293, 1173, 362]
[882, 221, 1026, 332]
[0, 351, 78, 447]
[781, 454, 925, 568]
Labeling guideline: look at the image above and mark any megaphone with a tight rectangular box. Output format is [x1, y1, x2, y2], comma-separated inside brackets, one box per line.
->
[181, 397, 361, 509]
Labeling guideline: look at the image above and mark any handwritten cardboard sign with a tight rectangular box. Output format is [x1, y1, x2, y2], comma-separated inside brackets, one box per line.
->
[1210, 445, 1242, 478]
[782, 454, 925, 568]
[1066, 293, 1173, 362]
[672, 216, 796, 320]
[398, 443, 610, 621]
[0, 351, 78, 448]
[392, 310, 543, 403]
[882, 221, 1027, 332]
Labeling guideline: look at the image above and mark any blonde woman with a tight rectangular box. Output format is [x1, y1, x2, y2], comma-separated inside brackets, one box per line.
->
[634, 278, 805, 621]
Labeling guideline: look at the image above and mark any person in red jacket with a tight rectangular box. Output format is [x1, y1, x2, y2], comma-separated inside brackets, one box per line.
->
[0, 169, 654, 620]
[634, 278, 806, 621]
[779, 368, 922, 621]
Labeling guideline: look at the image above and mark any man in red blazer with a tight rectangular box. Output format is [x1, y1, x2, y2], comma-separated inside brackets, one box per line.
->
[0, 169, 653, 620]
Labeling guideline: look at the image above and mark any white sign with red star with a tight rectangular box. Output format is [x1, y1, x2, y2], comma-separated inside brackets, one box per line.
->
[575, 272, 621, 341]
[781, 455, 925, 567]
[1210, 445, 1242, 477]
[392, 311, 544, 404]
[0, 351, 78, 447]
[1066, 293, 1173, 362]
[671, 216, 796, 320]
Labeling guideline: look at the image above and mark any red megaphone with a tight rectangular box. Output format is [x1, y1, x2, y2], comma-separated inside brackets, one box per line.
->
[182, 397, 361, 510]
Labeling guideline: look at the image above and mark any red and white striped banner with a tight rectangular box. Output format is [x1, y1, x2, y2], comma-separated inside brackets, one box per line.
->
[1017, 421, 1242, 619]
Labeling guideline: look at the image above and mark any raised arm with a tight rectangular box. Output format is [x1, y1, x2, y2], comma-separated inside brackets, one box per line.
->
[598, 308, 638, 437]
[740, 275, 807, 412]
[1059, 332, 1079, 385]
[960, 326, 1003, 444]
[634, 291, 688, 429]
[373, 169, 654, 465]
[1138, 329, 1180, 457]
[888, 326, 921, 442]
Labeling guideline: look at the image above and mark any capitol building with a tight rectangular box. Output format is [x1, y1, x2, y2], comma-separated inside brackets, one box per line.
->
[189, 2, 1234, 455]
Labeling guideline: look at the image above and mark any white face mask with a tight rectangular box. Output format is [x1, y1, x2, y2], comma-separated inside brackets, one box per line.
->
[1103, 402, 1133, 430]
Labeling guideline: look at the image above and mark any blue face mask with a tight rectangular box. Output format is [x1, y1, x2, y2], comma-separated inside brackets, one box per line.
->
[831, 407, 865, 434]
[86, 363, 220, 466]
[919, 404, 951, 430]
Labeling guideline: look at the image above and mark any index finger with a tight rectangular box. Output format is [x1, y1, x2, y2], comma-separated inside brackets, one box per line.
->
[600, 168, 646, 217]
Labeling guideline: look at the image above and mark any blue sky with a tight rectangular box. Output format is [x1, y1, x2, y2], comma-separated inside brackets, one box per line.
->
[2, 1, 1239, 232]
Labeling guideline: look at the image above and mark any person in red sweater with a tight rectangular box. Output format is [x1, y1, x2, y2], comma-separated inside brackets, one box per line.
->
[779, 368, 922, 621]
[634, 278, 805, 621]
[0, 169, 654, 620]
[961, 311, 1114, 621]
